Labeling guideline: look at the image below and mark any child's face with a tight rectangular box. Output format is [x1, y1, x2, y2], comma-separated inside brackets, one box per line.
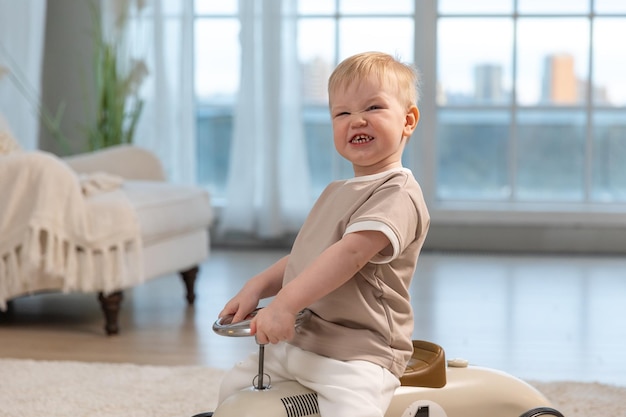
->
[329, 74, 419, 177]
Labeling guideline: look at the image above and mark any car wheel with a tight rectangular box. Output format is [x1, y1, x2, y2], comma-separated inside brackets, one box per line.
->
[519, 407, 565, 417]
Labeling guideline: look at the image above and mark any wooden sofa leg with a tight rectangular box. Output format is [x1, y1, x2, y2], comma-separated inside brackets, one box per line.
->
[98, 291, 124, 335]
[180, 266, 199, 305]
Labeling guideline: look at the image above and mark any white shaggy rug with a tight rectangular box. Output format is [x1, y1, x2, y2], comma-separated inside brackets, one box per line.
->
[0, 358, 224, 417]
[0, 358, 624, 417]
[526, 380, 626, 416]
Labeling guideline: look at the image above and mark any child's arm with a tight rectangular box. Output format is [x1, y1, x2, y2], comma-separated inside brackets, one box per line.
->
[219, 255, 289, 323]
[251, 230, 390, 344]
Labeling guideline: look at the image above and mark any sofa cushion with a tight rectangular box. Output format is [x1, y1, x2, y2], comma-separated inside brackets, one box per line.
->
[123, 181, 213, 245]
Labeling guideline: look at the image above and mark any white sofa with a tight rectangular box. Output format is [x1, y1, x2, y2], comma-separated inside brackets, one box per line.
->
[2, 145, 213, 335]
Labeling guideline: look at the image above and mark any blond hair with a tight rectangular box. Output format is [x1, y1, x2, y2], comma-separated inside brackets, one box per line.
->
[328, 51, 420, 108]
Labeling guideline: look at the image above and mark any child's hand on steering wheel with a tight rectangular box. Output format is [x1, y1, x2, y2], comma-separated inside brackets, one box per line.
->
[250, 305, 297, 345]
[219, 293, 260, 324]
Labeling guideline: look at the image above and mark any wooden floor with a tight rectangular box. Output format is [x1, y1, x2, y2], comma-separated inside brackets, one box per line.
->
[1, 247, 625, 387]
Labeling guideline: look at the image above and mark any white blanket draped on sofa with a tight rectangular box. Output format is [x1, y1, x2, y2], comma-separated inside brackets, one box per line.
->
[0, 150, 143, 309]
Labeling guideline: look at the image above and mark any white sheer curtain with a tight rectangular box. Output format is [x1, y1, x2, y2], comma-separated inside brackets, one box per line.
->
[219, 0, 312, 240]
[0, 0, 47, 150]
[110, 0, 196, 184]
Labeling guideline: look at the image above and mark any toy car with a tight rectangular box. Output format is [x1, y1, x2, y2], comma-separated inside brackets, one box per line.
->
[193, 308, 564, 417]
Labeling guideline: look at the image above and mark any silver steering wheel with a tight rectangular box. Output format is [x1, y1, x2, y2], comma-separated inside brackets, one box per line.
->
[212, 307, 312, 337]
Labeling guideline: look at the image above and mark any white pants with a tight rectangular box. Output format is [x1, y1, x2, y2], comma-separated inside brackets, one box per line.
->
[218, 342, 400, 417]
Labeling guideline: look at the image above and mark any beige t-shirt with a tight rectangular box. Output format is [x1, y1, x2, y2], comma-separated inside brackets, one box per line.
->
[286, 167, 430, 378]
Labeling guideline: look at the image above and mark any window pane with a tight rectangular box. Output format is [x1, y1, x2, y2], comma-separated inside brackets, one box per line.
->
[196, 106, 232, 195]
[194, 0, 237, 14]
[516, 110, 586, 201]
[516, 18, 589, 106]
[194, 19, 240, 99]
[592, 111, 626, 202]
[437, 110, 511, 200]
[338, 18, 413, 61]
[340, 0, 413, 14]
[593, 18, 626, 106]
[595, 0, 626, 13]
[439, 0, 513, 14]
[517, 0, 589, 14]
[303, 106, 334, 196]
[298, 18, 335, 106]
[195, 18, 239, 194]
[438, 18, 513, 106]
[298, 0, 335, 15]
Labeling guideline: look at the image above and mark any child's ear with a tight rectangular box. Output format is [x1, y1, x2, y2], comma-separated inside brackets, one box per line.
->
[403, 105, 420, 136]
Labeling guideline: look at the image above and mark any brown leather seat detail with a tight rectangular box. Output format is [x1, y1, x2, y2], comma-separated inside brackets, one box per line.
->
[399, 340, 447, 388]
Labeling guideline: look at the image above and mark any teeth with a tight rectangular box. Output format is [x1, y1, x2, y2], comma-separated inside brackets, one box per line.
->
[351, 135, 373, 144]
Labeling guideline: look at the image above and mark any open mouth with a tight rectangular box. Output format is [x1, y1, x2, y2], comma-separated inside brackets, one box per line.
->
[350, 134, 374, 144]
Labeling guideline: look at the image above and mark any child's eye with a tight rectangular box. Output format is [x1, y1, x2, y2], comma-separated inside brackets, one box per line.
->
[367, 105, 382, 111]
[334, 111, 350, 117]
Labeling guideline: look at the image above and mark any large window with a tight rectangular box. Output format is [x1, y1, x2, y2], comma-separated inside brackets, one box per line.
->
[194, 0, 626, 208]
[437, 0, 626, 204]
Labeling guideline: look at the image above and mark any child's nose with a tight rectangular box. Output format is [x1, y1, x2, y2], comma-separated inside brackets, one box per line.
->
[351, 115, 367, 128]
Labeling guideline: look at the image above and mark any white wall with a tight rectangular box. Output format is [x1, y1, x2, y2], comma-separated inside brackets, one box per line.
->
[39, 0, 95, 155]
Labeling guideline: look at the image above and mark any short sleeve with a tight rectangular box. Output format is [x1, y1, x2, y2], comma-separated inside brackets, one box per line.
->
[344, 220, 399, 264]
[344, 178, 419, 264]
